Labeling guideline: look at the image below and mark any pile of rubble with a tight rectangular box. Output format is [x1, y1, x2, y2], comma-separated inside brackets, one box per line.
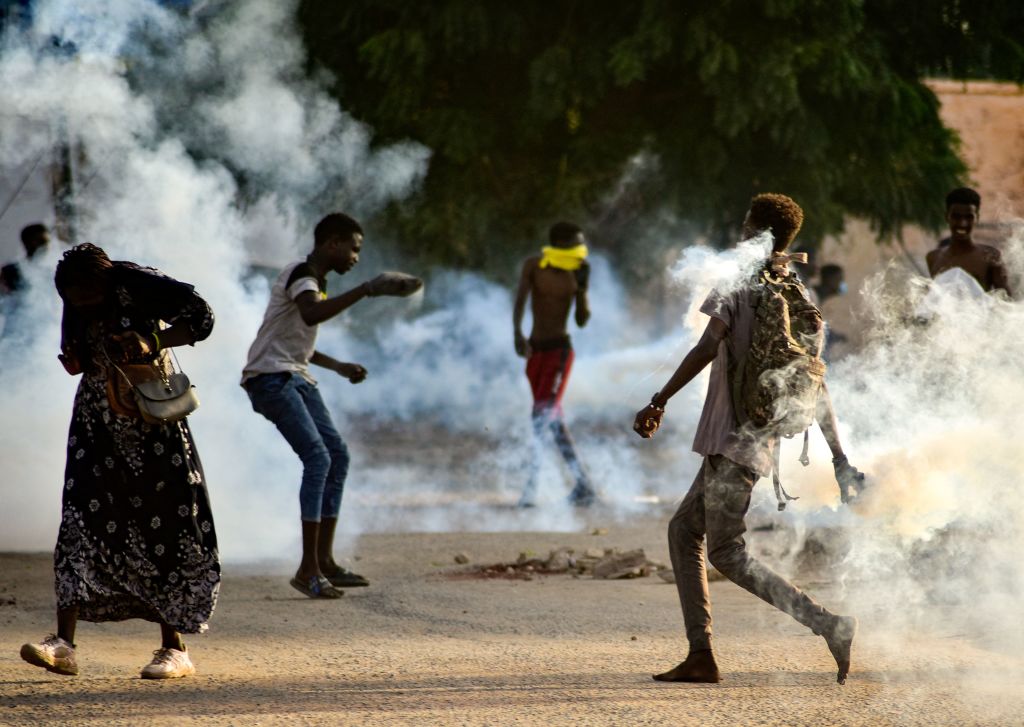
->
[449, 547, 707, 581]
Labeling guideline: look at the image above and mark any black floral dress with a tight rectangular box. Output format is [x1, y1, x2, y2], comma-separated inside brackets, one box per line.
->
[55, 264, 219, 633]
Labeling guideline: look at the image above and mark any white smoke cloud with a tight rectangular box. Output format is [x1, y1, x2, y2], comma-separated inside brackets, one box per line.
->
[755, 229, 1024, 662]
[0, 0, 431, 557]
[670, 233, 772, 330]
[623, 225, 1024, 674]
[4, 6, 1022, 677]
[0, 0, 701, 560]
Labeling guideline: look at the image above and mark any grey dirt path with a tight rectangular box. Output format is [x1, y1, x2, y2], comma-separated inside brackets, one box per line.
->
[1, 521, 1022, 726]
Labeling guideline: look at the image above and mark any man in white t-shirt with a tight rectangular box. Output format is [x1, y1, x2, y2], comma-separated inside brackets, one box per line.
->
[242, 213, 422, 599]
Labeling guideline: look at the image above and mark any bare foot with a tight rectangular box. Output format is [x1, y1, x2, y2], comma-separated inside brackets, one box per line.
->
[824, 615, 857, 684]
[652, 649, 721, 683]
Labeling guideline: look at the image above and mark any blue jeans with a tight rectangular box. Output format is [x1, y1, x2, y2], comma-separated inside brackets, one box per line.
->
[245, 372, 349, 522]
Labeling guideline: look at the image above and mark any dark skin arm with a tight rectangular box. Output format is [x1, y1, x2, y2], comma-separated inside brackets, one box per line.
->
[815, 384, 846, 459]
[310, 350, 367, 383]
[512, 258, 535, 357]
[819, 384, 866, 502]
[574, 262, 591, 328]
[633, 318, 863, 501]
[294, 285, 370, 327]
[633, 317, 727, 437]
[105, 324, 203, 363]
[297, 285, 369, 382]
[60, 294, 206, 370]
[633, 319, 848, 447]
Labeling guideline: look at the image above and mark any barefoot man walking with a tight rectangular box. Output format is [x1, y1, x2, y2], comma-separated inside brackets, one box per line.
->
[634, 194, 862, 684]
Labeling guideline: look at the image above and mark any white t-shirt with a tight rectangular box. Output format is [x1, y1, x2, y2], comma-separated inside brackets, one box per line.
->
[241, 261, 324, 385]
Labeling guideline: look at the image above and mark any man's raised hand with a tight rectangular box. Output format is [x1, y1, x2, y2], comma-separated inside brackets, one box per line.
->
[633, 403, 664, 439]
[365, 272, 423, 297]
[336, 362, 368, 384]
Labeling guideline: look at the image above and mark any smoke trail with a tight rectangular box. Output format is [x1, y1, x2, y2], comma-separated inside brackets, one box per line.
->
[747, 229, 1024, 673]
[0, 0, 429, 556]
[0, 0, 704, 558]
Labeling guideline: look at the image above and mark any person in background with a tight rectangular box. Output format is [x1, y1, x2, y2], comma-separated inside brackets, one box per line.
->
[1, 223, 51, 294]
[815, 264, 846, 306]
[926, 187, 1011, 295]
[20, 243, 219, 680]
[512, 221, 599, 508]
[815, 263, 850, 360]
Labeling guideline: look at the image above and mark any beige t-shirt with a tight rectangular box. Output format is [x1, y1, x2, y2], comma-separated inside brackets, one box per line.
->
[691, 287, 775, 477]
[241, 261, 323, 385]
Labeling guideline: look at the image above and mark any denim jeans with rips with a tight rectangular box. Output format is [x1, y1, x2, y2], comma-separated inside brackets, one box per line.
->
[245, 372, 349, 522]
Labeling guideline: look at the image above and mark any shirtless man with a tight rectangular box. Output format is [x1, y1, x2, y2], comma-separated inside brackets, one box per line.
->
[512, 221, 598, 508]
[926, 187, 1011, 295]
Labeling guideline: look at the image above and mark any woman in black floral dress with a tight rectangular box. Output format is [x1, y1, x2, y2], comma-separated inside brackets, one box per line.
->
[20, 244, 220, 680]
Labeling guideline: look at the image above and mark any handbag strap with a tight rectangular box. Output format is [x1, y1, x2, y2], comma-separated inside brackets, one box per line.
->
[167, 345, 185, 375]
[153, 325, 186, 375]
[101, 341, 174, 389]
[101, 344, 137, 388]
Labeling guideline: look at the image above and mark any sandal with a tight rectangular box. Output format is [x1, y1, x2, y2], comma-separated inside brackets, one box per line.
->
[322, 565, 370, 588]
[289, 574, 343, 599]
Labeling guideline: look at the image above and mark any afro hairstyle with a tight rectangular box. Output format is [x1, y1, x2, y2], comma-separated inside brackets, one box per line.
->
[747, 193, 804, 251]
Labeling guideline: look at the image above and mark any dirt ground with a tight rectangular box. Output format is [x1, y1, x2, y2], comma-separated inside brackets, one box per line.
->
[2, 516, 1023, 727]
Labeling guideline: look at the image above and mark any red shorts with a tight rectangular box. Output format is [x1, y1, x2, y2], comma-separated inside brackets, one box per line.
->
[526, 342, 574, 416]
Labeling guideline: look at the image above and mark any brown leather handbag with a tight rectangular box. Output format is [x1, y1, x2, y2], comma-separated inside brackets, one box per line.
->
[105, 350, 199, 424]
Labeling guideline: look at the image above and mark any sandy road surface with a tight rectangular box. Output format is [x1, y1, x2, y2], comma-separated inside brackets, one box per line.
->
[2, 519, 1023, 726]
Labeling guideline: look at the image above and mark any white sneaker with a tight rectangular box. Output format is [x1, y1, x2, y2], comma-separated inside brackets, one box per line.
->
[140, 647, 196, 679]
[20, 635, 78, 676]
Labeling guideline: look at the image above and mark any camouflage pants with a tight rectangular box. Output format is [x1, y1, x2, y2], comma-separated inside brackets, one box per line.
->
[668, 455, 835, 651]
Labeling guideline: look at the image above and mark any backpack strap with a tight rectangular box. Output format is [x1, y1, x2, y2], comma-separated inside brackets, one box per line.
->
[729, 283, 764, 427]
[771, 439, 800, 512]
[799, 428, 811, 466]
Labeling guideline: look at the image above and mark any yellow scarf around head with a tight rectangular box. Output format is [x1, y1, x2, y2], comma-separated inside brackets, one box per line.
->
[539, 244, 589, 271]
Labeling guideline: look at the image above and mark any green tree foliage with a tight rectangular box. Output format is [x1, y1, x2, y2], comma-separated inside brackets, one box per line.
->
[297, 0, 1024, 275]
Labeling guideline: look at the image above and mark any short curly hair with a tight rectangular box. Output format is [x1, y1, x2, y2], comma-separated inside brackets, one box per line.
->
[747, 193, 804, 251]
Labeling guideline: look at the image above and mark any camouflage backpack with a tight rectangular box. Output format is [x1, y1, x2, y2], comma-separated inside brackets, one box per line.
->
[732, 264, 826, 507]
[732, 265, 826, 436]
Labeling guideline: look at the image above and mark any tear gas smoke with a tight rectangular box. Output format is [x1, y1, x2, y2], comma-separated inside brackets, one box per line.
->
[2, 10, 1024, 679]
[765, 231, 1024, 666]
[0, 0, 432, 556]
[0, 0, 698, 559]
